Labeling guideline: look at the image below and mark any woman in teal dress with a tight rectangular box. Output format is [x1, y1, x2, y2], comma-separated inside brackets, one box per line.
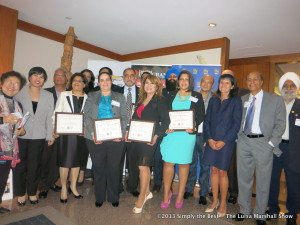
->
[160, 70, 205, 209]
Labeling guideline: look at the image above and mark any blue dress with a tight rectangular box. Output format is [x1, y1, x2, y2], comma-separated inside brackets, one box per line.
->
[160, 94, 196, 164]
[202, 96, 243, 170]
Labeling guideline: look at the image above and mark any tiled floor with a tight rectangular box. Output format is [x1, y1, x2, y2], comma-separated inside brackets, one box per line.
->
[0, 180, 298, 225]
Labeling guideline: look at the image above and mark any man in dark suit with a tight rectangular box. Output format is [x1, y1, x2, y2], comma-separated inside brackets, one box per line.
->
[267, 72, 300, 225]
[221, 69, 250, 204]
[234, 71, 286, 225]
[39, 68, 67, 198]
[118, 68, 140, 196]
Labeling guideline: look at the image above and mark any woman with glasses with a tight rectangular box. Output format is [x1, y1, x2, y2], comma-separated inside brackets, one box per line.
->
[53, 73, 88, 203]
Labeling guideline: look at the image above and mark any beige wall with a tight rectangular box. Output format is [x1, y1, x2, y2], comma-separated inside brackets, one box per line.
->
[13, 30, 113, 88]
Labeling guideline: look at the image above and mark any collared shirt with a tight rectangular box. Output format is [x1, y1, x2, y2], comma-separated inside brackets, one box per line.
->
[55, 87, 65, 98]
[198, 91, 213, 133]
[282, 99, 295, 140]
[243, 89, 263, 134]
[124, 85, 136, 104]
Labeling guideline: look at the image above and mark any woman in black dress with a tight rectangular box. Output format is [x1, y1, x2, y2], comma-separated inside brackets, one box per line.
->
[53, 73, 88, 203]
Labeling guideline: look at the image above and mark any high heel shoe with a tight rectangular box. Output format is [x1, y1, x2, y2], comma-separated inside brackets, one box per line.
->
[205, 201, 219, 213]
[145, 192, 153, 201]
[160, 191, 172, 209]
[60, 198, 67, 203]
[133, 195, 147, 214]
[68, 187, 83, 199]
[17, 201, 26, 206]
[217, 206, 227, 217]
[175, 202, 183, 209]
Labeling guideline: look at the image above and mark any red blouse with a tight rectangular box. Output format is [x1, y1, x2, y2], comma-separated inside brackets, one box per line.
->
[136, 104, 145, 118]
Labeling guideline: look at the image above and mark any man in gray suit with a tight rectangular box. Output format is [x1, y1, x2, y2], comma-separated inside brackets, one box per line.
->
[234, 71, 286, 225]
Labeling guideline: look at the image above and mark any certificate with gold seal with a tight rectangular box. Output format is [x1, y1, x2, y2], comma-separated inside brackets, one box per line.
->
[94, 118, 123, 142]
[55, 112, 84, 135]
[128, 119, 156, 143]
[168, 109, 194, 131]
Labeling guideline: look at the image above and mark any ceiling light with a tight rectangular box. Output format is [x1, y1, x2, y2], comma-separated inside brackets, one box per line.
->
[208, 23, 217, 27]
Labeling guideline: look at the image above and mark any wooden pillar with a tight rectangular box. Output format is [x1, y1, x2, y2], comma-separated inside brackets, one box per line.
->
[0, 5, 18, 76]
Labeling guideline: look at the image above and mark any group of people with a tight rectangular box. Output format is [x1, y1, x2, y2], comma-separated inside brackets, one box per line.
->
[0, 66, 299, 225]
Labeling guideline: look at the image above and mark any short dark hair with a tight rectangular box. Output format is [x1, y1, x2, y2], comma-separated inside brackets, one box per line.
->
[123, 68, 136, 76]
[176, 70, 194, 92]
[98, 72, 112, 81]
[216, 74, 238, 98]
[99, 67, 113, 75]
[69, 72, 88, 93]
[1, 71, 26, 89]
[28, 66, 48, 82]
[81, 69, 95, 91]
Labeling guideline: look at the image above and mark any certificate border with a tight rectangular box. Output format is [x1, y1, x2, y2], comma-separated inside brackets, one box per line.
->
[93, 117, 123, 142]
[54, 112, 84, 135]
[168, 109, 195, 131]
[128, 119, 156, 143]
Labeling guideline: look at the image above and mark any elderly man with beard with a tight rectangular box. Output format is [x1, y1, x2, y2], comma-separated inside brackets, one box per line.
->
[266, 72, 300, 225]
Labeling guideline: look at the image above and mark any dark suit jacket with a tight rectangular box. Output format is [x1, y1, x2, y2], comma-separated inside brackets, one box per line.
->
[117, 85, 139, 104]
[45, 86, 58, 105]
[132, 96, 170, 138]
[288, 98, 300, 173]
[237, 87, 250, 97]
[166, 91, 205, 133]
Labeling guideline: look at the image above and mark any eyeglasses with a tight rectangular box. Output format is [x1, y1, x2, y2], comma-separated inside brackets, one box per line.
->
[4, 80, 20, 88]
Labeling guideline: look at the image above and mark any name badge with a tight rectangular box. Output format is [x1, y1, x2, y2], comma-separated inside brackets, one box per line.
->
[244, 101, 250, 108]
[189, 96, 199, 103]
[111, 100, 120, 107]
[295, 118, 300, 126]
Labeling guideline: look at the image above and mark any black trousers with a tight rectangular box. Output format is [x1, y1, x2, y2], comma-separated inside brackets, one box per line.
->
[228, 144, 238, 197]
[0, 161, 11, 202]
[86, 139, 124, 203]
[13, 139, 45, 196]
[39, 141, 60, 191]
[126, 143, 140, 192]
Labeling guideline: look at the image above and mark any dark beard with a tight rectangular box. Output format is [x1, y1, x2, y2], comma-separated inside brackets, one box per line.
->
[166, 80, 177, 92]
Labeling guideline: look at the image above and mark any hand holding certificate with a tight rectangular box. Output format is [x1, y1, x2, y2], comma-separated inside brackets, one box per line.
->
[94, 118, 123, 142]
[168, 110, 195, 131]
[128, 120, 156, 143]
[55, 112, 84, 135]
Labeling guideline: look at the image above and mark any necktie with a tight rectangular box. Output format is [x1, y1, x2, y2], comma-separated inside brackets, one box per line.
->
[244, 97, 256, 135]
[126, 88, 132, 122]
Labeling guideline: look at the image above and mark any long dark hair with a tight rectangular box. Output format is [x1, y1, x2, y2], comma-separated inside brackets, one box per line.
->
[216, 74, 238, 98]
[81, 69, 95, 91]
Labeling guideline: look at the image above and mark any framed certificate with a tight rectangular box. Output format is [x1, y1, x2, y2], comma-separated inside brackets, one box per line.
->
[55, 112, 84, 135]
[128, 119, 156, 143]
[94, 118, 123, 142]
[169, 109, 195, 131]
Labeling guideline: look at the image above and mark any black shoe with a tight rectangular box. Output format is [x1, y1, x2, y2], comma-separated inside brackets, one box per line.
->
[68, 187, 83, 199]
[38, 191, 48, 199]
[256, 220, 266, 225]
[60, 198, 67, 204]
[265, 210, 278, 221]
[286, 214, 297, 225]
[233, 213, 245, 221]
[209, 192, 213, 197]
[17, 201, 26, 206]
[50, 184, 62, 192]
[129, 191, 140, 197]
[0, 207, 10, 213]
[112, 201, 119, 207]
[183, 192, 193, 199]
[198, 196, 207, 205]
[29, 199, 39, 204]
[227, 195, 237, 204]
[95, 201, 103, 207]
[152, 184, 161, 193]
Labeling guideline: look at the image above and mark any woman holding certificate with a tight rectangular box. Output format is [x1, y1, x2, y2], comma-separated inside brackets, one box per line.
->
[84, 72, 127, 208]
[0, 71, 26, 213]
[126, 75, 170, 214]
[14, 67, 54, 206]
[160, 70, 205, 209]
[202, 74, 242, 217]
[53, 73, 88, 203]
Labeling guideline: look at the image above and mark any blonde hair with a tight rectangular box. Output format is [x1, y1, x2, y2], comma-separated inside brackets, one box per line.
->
[138, 75, 163, 104]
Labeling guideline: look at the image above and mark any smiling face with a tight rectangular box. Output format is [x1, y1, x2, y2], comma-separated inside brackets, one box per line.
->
[29, 73, 45, 88]
[246, 72, 263, 95]
[178, 73, 190, 91]
[281, 79, 298, 100]
[144, 78, 158, 95]
[123, 69, 137, 87]
[53, 70, 67, 86]
[98, 73, 112, 92]
[200, 75, 214, 92]
[1, 76, 21, 97]
[219, 78, 233, 95]
[71, 75, 85, 92]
